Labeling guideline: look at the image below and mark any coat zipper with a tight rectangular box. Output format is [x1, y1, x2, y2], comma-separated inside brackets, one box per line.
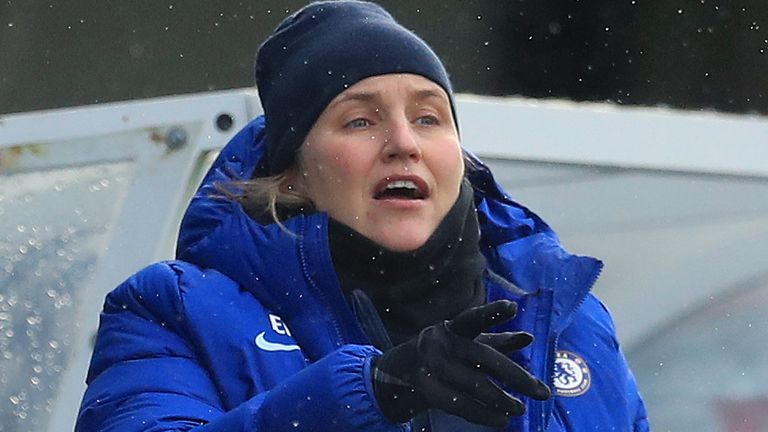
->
[529, 288, 555, 432]
[538, 262, 603, 431]
[296, 217, 347, 345]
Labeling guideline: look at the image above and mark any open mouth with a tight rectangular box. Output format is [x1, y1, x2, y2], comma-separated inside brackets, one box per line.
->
[373, 178, 428, 200]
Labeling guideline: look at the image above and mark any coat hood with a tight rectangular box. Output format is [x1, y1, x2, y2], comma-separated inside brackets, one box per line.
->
[176, 116, 602, 358]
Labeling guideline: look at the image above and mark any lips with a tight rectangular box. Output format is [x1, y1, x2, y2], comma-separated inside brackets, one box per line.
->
[373, 175, 429, 200]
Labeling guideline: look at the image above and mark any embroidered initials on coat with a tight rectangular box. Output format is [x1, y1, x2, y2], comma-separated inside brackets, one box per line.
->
[254, 314, 299, 352]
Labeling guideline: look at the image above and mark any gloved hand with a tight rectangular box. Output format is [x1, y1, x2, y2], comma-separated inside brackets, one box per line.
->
[371, 300, 550, 428]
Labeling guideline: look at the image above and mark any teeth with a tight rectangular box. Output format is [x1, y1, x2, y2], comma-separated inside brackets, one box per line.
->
[385, 180, 417, 190]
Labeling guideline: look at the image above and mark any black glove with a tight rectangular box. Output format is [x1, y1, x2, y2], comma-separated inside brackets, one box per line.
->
[371, 300, 550, 428]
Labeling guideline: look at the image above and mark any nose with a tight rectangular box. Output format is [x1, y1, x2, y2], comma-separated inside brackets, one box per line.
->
[381, 119, 422, 163]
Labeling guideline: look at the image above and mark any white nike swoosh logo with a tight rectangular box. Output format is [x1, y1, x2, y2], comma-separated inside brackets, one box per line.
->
[254, 331, 300, 352]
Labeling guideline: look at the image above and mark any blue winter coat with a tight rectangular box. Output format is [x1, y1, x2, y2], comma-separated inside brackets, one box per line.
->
[76, 115, 649, 431]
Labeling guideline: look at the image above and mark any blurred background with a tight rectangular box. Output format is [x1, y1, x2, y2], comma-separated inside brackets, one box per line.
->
[2, 0, 767, 115]
[1, 1, 768, 431]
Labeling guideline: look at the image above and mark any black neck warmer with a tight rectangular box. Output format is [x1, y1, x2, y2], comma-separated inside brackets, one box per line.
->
[328, 181, 486, 345]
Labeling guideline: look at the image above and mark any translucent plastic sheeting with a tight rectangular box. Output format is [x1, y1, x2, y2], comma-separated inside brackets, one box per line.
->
[631, 280, 768, 432]
[0, 162, 132, 431]
[483, 158, 768, 431]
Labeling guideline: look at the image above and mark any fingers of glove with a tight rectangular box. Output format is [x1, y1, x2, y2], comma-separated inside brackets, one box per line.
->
[421, 378, 513, 428]
[448, 300, 518, 339]
[475, 331, 534, 353]
[453, 337, 551, 400]
[436, 361, 525, 417]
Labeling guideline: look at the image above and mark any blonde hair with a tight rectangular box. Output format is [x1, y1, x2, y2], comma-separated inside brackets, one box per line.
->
[216, 169, 313, 226]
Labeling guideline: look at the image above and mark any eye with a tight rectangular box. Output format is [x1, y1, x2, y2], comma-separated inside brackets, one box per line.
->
[415, 115, 438, 126]
[345, 118, 370, 129]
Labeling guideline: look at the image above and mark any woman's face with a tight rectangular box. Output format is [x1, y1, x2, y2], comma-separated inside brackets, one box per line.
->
[292, 73, 464, 252]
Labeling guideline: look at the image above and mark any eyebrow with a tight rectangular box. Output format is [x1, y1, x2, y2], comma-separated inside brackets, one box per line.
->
[328, 91, 377, 110]
[328, 87, 449, 110]
[413, 89, 448, 103]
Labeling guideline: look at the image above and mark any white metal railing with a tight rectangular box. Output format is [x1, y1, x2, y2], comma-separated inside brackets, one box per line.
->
[458, 95, 768, 179]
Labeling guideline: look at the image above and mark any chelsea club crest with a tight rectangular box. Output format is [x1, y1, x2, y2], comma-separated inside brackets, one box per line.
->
[553, 351, 591, 397]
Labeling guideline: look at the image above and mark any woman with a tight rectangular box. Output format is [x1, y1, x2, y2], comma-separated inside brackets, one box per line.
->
[76, 1, 648, 431]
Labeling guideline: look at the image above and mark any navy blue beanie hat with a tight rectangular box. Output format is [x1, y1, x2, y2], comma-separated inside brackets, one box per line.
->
[255, 0, 456, 175]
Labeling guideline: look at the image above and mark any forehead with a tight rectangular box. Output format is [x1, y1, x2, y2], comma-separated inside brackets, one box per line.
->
[328, 73, 450, 108]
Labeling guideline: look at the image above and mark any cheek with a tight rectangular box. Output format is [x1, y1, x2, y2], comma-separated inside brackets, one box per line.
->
[304, 150, 359, 200]
[325, 149, 372, 184]
[435, 146, 464, 185]
[304, 148, 340, 179]
[323, 152, 355, 184]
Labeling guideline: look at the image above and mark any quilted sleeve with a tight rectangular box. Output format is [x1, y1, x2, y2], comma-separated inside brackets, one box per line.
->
[76, 262, 237, 431]
[75, 263, 403, 432]
[625, 349, 651, 432]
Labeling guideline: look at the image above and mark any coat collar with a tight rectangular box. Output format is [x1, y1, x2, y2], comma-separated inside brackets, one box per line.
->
[176, 116, 365, 360]
[465, 152, 603, 332]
